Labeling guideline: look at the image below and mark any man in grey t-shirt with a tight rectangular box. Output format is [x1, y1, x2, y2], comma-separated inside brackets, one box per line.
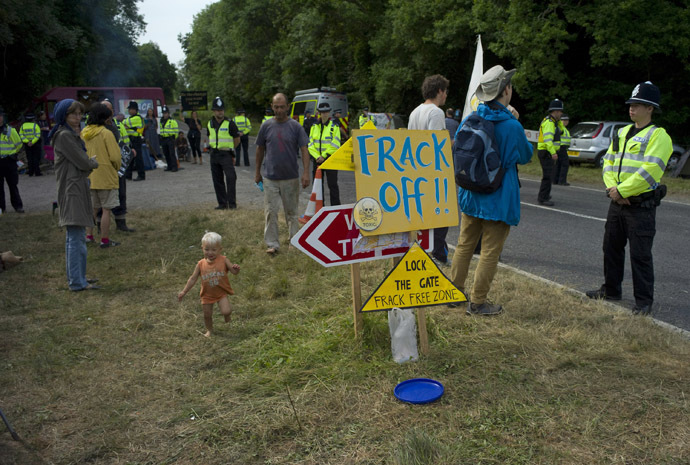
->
[408, 74, 451, 265]
[255, 93, 311, 254]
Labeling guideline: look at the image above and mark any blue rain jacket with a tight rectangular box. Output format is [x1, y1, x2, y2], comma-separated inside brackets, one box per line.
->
[456, 102, 533, 226]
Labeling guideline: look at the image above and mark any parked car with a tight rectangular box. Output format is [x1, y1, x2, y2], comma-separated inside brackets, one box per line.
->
[567, 121, 685, 171]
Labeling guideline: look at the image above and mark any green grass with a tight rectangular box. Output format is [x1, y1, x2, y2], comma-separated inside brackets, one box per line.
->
[1, 208, 689, 464]
[519, 156, 690, 200]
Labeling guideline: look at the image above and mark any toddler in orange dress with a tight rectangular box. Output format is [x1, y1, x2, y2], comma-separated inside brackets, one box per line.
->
[178, 231, 240, 337]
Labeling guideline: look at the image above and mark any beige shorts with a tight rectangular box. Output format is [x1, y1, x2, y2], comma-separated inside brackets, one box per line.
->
[91, 189, 119, 210]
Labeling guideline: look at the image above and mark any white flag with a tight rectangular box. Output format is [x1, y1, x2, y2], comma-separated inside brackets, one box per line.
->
[462, 35, 484, 120]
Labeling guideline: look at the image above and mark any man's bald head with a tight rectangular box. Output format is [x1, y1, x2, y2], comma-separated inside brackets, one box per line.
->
[272, 93, 289, 121]
[101, 100, 113, 112]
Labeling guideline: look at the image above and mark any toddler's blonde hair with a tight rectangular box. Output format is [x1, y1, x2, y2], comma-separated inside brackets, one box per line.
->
[201, 231, 222, 247]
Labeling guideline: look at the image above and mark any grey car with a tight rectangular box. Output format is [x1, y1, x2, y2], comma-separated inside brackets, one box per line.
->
[567, 121, 685, 170]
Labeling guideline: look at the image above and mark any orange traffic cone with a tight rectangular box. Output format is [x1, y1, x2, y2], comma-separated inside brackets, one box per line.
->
[299, 168, 324, 225]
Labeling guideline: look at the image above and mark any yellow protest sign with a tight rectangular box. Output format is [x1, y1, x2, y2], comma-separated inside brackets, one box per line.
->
[353, 129, 458, 236]
[319, 120, 378, 171]
[360, 243, 466, 312]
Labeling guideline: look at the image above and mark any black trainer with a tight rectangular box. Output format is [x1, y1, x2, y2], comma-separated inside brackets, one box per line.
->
[467, 302, 503, 316]
[585, 287, 622, 301]
[632, 303, 653, 315]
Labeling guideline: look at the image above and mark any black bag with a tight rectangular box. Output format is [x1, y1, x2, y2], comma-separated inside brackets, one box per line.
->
[453, 113, 504, 193]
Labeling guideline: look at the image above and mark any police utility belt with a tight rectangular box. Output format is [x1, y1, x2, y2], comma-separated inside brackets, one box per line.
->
[210, 147, 235, 156]
[618, 185, 667, 208]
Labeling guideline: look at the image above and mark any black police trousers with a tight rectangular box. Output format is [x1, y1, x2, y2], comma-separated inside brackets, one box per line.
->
[211, 150, 237, 208]
[126, 137, 145, 180]
[602, 201, 656, 306]
[537, 150, 554, 202]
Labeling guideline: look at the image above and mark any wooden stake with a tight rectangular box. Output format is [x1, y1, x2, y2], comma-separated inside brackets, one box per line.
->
[351, 263, 363, 338]
[417, 308, 429, 355]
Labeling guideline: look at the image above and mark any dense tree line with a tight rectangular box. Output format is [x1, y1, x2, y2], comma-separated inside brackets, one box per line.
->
[1, 0, 176, 117]
[180, 0, 690, 141]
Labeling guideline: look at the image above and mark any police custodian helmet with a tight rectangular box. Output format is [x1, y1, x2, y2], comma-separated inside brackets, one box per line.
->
[547, 99, 564, 112]
[212, 97, 225, 110]
[127, 100, 138, 111]
[626, 81, 661, 111]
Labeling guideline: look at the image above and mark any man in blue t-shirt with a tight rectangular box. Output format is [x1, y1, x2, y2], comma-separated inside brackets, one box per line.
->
[255, 93, 311, 254]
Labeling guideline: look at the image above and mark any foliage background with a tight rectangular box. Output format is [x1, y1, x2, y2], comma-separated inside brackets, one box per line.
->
[0, 0, 176, 115]
[3, 0, 690, 141]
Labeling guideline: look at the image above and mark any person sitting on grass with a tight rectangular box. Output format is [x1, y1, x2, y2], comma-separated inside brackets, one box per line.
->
[178, 231, 240, 337]
[176, 131, 189, 163]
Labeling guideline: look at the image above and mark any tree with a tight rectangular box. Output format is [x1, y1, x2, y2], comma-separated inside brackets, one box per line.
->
[132, 43, 177, 102]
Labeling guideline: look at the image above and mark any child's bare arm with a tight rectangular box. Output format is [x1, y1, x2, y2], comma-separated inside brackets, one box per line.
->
[178, 264, 201, 301]
[226, 257, 240, 275]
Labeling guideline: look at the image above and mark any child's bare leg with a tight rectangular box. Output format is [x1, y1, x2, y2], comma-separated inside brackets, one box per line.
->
[202, 304, 214, 337]
[218, 296, 232, 323]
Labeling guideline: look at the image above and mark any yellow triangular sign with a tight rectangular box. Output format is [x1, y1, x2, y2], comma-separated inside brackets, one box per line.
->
[360, 243, 467, 312]
[320, 120, 378, 171]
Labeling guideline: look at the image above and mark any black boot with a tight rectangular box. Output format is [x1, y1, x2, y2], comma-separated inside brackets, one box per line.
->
[115, 218, 135, 232]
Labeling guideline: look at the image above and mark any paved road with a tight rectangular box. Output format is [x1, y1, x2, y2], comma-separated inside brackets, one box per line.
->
[12, 137, 690, 331]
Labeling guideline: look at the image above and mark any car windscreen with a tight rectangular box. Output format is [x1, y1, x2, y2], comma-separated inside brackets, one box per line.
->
[570, 123, 601, 139]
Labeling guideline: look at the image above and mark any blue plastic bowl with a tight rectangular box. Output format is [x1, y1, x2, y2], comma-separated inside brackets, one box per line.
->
[394, 378, 444, 404]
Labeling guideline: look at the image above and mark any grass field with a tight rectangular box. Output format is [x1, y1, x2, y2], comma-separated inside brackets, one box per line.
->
[1, 208, 689, 464]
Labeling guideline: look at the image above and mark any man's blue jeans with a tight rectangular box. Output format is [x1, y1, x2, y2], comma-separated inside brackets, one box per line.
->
[65, 226, 88, 290]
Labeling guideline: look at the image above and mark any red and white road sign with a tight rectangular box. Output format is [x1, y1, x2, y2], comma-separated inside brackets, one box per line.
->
[290, 204, 433, 267]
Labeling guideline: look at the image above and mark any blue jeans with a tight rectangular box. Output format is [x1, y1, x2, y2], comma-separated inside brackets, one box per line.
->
[66, 226, 88, 290]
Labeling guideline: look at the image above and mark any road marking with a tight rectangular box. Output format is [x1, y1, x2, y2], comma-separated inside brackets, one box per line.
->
[445, 244, 690, 339]
[520, 201, 606, 222]
[520, 176, 690, 206]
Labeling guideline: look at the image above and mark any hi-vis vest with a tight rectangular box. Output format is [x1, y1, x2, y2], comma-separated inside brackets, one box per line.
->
[160, 118, 179, 138]
[233, 115, 252, 135]
[125, 114, 144, 138]
[537, 116, 565, 155]
[0, 126, 23, 157]
[603, 124, 673, 198]
[115, 120, 129, 145]
[560, 126, 571, 148]
[359, 114, 372, 128]
[308, 120, 341, 160]
[19, 122, 41, 145]
[207, 119, 235, 151]
[262, 115, 273, 124]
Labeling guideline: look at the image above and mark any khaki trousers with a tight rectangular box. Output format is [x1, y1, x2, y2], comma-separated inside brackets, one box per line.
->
[450, 213, 511, 304]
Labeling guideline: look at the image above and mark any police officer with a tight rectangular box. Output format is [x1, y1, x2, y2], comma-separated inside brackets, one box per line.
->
[233, 108, 252, 166]
[553, 114, 571, 186]
[124, 101, 146, 181]
[208, 97, 241, 209]
[537, 99, 565, 206]
[0, 106, 25, 213]
[262, 108, 274, 124]
[159, 106, 178, 172]
[358, 106, 372, 128]
[308, 102, 341, 206]
[20, 113, 42, 176]
[586, 82, 672, 315]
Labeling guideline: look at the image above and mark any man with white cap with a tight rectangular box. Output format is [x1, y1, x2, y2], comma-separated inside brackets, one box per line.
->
[586, 82, 672, 316]
[449, 65, 533, 316]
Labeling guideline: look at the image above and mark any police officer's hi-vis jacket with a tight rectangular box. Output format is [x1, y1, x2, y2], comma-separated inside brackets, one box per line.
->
[207, 119, 237, 152]
[19, 122, 41, 145]
[233, 115, 252, 136]
[124, 114, 144, 139]
[159, 117, 179, 138]
[603, 124, 672, 198]
[308, 120, 341, 160]
[537, 116, 566, 155]
[1, 125, 23, 156]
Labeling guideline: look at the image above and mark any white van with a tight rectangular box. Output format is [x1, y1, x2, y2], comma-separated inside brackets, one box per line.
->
[290, 87, 348, 125]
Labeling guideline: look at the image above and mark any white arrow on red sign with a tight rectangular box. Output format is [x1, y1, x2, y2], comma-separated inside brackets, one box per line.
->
[290, 204, 433, 267]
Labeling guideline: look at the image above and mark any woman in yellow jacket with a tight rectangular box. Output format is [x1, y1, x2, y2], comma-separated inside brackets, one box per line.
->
[81, 103, 122, 248]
